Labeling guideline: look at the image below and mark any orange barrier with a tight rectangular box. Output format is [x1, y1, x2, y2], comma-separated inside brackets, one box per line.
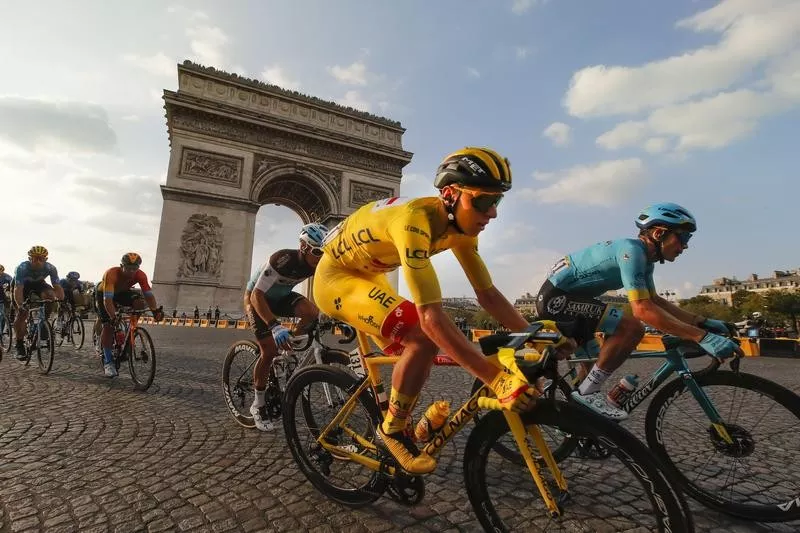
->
[236, 320, 248, 329]
[739, 338, 760, 357]
[217, 320, 228, 329]
[470, 329, 494, 342]
[200, 319, 209, 328]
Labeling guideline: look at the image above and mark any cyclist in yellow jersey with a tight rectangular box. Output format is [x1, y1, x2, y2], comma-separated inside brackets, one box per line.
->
[315, 147, 539, 475]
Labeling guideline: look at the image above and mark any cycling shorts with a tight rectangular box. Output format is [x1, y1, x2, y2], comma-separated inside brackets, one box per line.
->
[246, 291, 305, 341]
[95, 290, 143, 324]
[535, 280, 624, 354]
[312, 254, 418, 354]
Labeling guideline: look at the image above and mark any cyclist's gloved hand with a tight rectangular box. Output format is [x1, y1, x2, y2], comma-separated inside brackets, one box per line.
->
[271, 324, 291, 348]
[701, 318, 730, 335]
[489, 370, 536, 413]
[699, 332, 740, 360]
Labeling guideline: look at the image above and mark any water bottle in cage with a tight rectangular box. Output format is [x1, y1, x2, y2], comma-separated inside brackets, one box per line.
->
[607, 374, 639, 408]
[414, 400, 450, 443]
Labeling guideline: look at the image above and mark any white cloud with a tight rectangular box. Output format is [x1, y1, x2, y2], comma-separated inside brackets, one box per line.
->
[542, 122, 571, 146]
[122, 52, 175, 77]
[328, 61, 368, 86]
[511, 0, 538, 15]
[597, 89, 787, 151]
[337, 90, 371, 112]
[260, 65, 301, 90]
[522, 158, 647, 206]
[564, 0, 800, 118]
[467, 67, 481, 79]
[516, 46, 532, 60]
[0, 97, 116, 154]
[120, 115, 140, 122]
[186, 24, 228, 67]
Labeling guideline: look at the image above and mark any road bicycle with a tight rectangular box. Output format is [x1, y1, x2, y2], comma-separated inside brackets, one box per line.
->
[0, 300, 13, 357]
[281, 321, 693, 532]
[94, 307, 158, 390]
[16, 296, 56, 374]
[222, 319, 359, 429]
[472, 330, 800, 522]
[51, 301, 85, 350]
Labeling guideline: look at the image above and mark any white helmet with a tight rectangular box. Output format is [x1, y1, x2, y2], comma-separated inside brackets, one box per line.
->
[299, 223, 328, 248]
[752, 312, 762, 319]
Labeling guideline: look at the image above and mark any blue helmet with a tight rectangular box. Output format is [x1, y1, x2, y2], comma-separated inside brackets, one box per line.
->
[66, 271, 81, 280]
[636, 203, 696, 232]
[299, 223, 328, 248]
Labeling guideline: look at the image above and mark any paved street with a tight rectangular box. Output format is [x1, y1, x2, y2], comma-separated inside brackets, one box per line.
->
[1, 325, 799, 532]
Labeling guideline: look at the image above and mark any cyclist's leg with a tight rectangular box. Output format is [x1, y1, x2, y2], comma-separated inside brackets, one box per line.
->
[13, 281, 35, 357]
[97, 291, 123, 376]
[313, 255, 437, 474]
[245, 302, 279, 431]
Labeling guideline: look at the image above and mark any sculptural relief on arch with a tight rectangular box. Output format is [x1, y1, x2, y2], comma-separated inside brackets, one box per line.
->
[151, 61, 413, 314]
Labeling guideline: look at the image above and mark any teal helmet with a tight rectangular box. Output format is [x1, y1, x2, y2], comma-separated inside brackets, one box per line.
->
[636, 203, 696, 232]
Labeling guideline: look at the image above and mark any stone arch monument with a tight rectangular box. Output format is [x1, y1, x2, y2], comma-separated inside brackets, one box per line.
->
[152, 61, 413, 313]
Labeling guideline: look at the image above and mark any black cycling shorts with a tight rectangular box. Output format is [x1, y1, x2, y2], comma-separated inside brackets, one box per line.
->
[535, 281, 624, 346]
[95, 290, 143, 324]
[247, 291, 305, 340]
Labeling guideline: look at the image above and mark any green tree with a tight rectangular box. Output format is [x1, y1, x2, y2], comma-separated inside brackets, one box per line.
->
[731, 289, 752, 310]
[764, 290, 800, 333]
[472, 309, 499, 330]
[678, 295, 737, 322]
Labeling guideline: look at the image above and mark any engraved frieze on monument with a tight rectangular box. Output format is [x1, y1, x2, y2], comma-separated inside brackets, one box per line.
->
[170, 108, 404, 177]
[179, 148, 243, 187]
[349, 180, 394, 208]
[253, 155, 342, 196]
[177, 214, 224, 280]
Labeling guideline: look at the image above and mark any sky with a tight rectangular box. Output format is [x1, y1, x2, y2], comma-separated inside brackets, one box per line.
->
[1, 0, 798, 302]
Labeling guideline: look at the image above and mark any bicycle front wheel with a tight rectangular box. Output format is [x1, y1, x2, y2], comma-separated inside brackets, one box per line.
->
[282, 364, 385, 508]
[1, 315, 11, 353]
[465, 401, 692, 533]
[221, 340, 259, 428]
[69, 317, 85, 350]
[35, 320, 55, 374]
[645, 370, 800, 522]
[128, 327, 156, 390]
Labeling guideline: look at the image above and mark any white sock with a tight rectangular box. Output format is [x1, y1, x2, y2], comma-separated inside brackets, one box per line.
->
[253, 388, 266, 408]
[578, 364, 612, 396]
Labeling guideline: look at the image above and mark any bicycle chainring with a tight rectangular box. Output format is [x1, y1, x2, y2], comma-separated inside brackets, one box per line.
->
[264, 385, 282, 419]
[386, 473, 425, 506]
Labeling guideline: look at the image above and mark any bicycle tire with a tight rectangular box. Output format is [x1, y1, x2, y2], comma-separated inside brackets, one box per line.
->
[465, 400, 693, 532]
[1, 315, 11, 353]
[645, 370, 800, 522]
[36, 319, 55, 374]
[282, 364, 385, 507]
[469, 377, 578, 464]
[129, 327, 156, 391]
[69, 317, 85, 350]
[222, 340, 260, 428]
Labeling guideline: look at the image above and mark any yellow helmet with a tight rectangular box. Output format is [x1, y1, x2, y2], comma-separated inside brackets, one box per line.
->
[28, 245, 48, 260]
[121, 252, 143, 267]
[434, 147, 512, 192]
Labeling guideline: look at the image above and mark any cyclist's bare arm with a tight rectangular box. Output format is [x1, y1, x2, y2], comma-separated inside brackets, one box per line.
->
[417, 302, 499, 385]
[13, 285, 23, 306]
[475, 285, 528, 331]
[249, 289, 277, 324]
[651, 294, 706, 327]
[143, 294, 158, 312]
[53, 284, 65, 301]
[630, 298, 706, 342]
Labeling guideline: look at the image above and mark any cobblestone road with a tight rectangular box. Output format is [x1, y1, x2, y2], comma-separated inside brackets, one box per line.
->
[1, 325, 799, 532]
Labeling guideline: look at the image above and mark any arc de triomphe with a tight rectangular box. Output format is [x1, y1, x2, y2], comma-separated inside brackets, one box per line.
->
[152, 61, 413, 313]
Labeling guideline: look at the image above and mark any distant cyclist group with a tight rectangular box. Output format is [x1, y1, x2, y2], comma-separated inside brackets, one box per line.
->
[0, 248, 164, 377]
[2, 146, 743, 479]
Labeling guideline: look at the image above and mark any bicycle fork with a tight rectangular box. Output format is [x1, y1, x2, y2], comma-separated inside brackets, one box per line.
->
[503, 408, 569, 518]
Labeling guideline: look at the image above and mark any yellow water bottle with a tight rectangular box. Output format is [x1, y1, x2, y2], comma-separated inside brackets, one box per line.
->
[414, 400, 450, 442]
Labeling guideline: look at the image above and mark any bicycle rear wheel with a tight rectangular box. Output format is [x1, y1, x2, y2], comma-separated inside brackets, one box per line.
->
[69, 317, 85, 350]
[282, 365, 385, 507]
[465, 401, 693, 532]
[645, 370, 800, 521]
[128, 327, 156, 390]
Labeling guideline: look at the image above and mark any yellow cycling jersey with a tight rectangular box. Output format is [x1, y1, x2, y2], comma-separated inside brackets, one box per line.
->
[322, 196, 493, 305]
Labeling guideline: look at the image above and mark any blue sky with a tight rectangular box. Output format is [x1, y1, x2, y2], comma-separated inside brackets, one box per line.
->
[1, 0, 797, 302]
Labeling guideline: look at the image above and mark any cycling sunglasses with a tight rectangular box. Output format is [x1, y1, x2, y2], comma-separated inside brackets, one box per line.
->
[453, 186, 504, 213]
[122, 264, 140, 272]
[675, 231, 693, 246]
[303, 244, 324, 257]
